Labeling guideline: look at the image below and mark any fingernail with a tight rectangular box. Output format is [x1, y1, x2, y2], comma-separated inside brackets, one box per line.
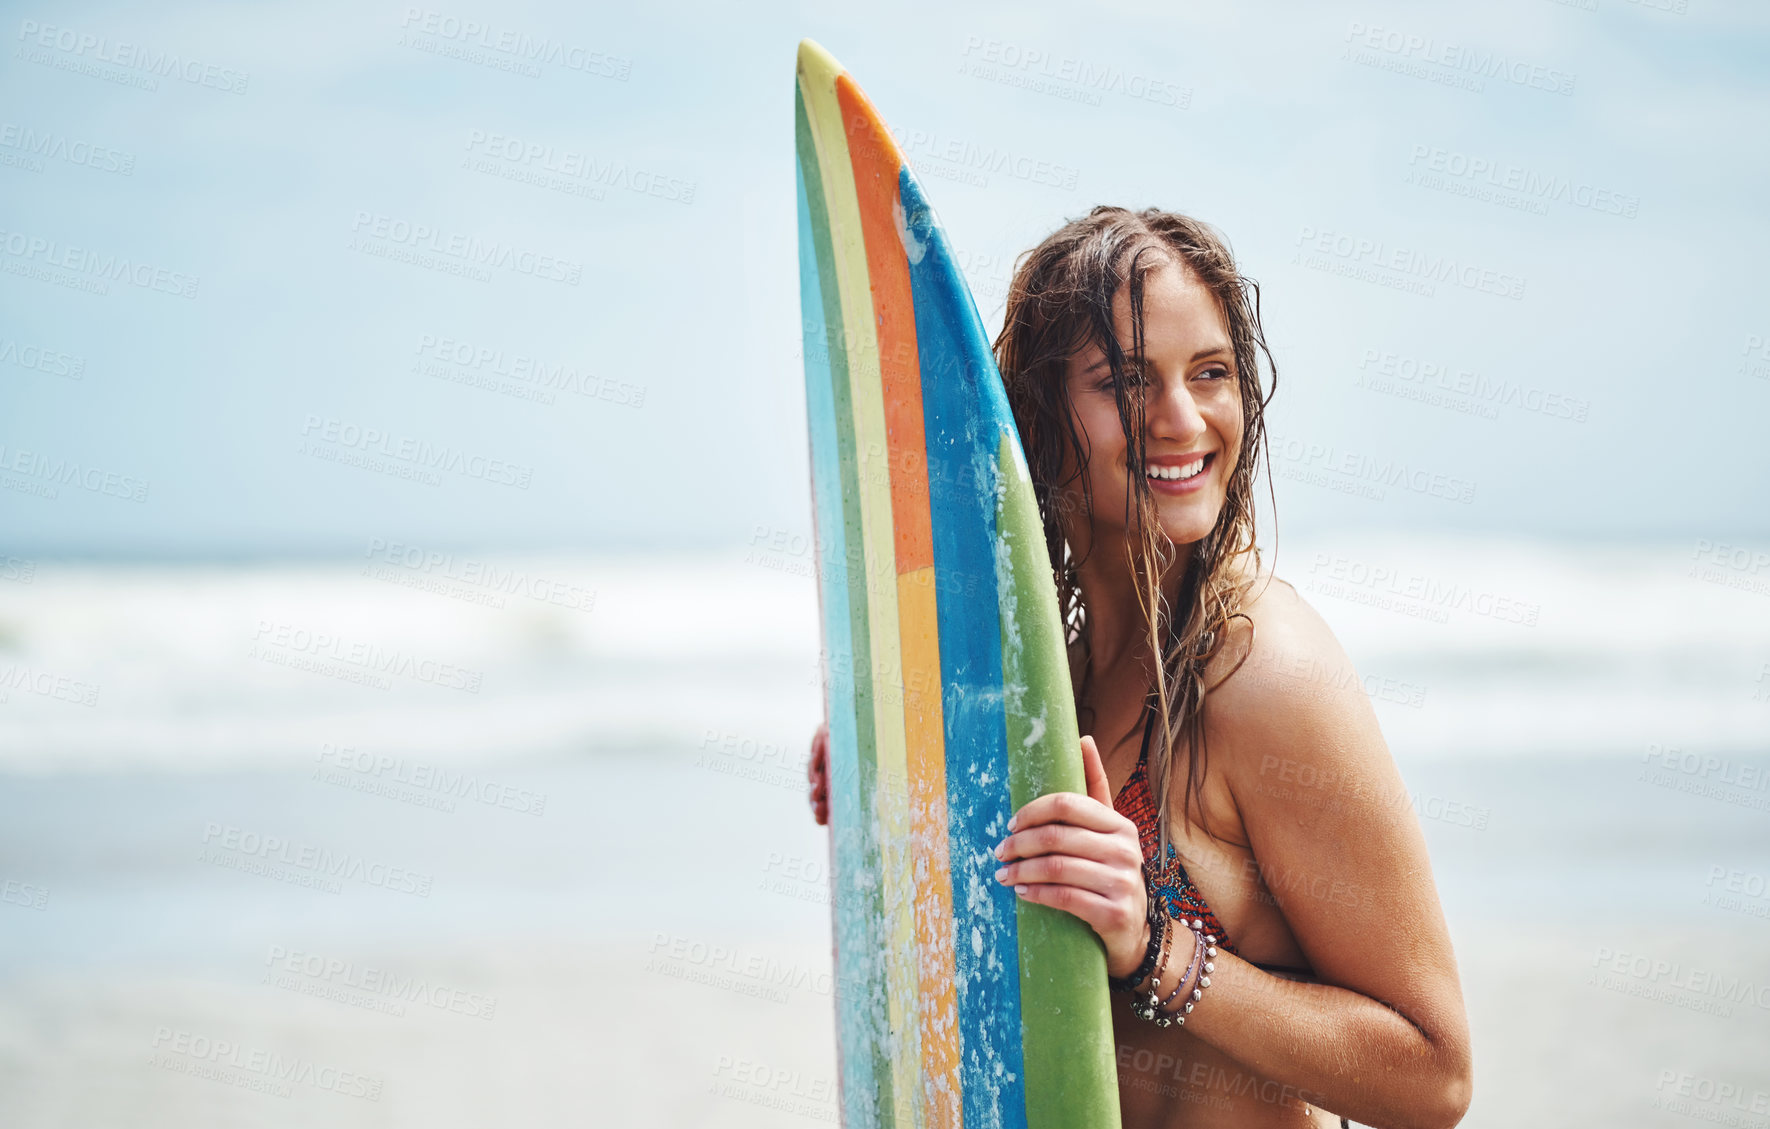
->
[994, 867, 1008, 882]
[1007, 814, 1019, 832]
[1014, 885, 1028, 896]
[992, 841, 1005, 859]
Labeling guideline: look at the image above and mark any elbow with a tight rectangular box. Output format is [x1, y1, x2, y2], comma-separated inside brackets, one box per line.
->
[1377, 1045, 1471, 1129]
[1418, 1055, 1473, 1129]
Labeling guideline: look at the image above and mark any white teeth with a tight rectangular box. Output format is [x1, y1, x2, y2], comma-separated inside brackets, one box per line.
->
[1146, 457, 1206, 481]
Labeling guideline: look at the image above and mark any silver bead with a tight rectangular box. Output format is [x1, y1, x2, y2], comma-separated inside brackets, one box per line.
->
[1175, 1014, 1186, 1025]
[1203, 961, 1215, 974]
[1191, 988, 1202, 1002]
[1183, 1002, 1193, 1013]
[1191, 918, 1203, 930]
[1199, 975, 1211, 988]
[1204, 935, 1216, 945]
[1206, 946, 1217, 958]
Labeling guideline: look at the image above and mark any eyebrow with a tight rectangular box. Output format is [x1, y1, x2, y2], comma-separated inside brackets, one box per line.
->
[1082, 345, 1232, 375]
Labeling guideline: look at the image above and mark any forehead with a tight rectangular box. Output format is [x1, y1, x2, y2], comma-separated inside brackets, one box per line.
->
[1065, 254, 1231, 377]
[1110, 256, 1228, 351]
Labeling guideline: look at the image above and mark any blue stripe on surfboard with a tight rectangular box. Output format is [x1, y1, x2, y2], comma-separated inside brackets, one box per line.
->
[901, 167, 1030, 1129]
[797, 111, 880, 1128]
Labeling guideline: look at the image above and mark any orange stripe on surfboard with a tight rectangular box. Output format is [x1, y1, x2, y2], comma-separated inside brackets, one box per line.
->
[838, 75, 932, 574]
[839, 73, 961, 1129]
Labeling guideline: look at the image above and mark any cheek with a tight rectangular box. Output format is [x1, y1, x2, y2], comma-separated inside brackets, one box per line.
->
[1209, 399, 1245, 454]
[1079, 404, 1127, 461]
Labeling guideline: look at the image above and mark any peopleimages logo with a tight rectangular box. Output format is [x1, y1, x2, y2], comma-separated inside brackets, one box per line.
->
[1295, 225, 1526, 301]
[0, 337, 84, 379]
[958, 35, 1191, 109]
[0, 228, 199, 298]
[349, 211, 582, 285]
[263, 943, 498, 1020]
[414, 334, 646, 408]
[200, 821, 435, 897]
[1406, 144, 1639, 218]
[149, 1027, 381, 1101]
[879, 123, 1079, 191]
[397, 8, 630, 80]
[0, 123, 135, 174]
[362, 537, 595, 615]
[0, 441, 149, 502]
[299, 415, 534, 490]
[316, 742, 548, 816]
[15, 20, 250, 94]
[1342, 22, 1576, 96]
[251, 619, 485, 694]
[463, 131, 696, 204]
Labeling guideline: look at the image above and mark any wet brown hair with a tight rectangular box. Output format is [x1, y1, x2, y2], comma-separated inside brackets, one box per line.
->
[993, 206, 1278, 860]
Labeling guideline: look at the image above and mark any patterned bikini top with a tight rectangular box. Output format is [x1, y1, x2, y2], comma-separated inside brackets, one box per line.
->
[1111, 697, 1238, 956]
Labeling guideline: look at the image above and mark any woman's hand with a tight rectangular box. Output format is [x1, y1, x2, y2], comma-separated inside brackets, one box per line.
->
[994, 735, 1151, 980]
[807, 723, 830, 826]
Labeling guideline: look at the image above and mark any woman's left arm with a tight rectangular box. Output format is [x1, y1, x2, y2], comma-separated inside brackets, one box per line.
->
[1189, 603, 1474, 1129]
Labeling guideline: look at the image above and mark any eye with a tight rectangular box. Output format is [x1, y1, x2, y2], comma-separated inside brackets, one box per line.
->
[1198, 365, 1232, 382]
[1096, 366, 1147, 392]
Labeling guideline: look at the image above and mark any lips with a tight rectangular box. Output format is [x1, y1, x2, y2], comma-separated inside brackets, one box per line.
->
[1140, 451, 1215, 494]
[1143, 452, 1214, 481]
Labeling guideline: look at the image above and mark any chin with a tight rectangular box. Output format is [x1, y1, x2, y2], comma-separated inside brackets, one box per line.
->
[1157, 525, 1213, 548]
[1147, 495, 1219, 537]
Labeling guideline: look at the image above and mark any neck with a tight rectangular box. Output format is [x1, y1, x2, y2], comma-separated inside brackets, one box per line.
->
[1074, 535, 1191, 685]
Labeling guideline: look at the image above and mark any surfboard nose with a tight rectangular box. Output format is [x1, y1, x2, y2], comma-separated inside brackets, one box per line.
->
[797, 38, 843, 86]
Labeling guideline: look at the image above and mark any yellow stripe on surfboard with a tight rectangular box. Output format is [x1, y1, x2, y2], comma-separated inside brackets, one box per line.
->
[796, 42, 921, 1129]
[898, 566, 960, 1126]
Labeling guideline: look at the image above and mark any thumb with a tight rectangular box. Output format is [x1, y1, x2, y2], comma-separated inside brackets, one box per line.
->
[1080, 734, 1110, 807]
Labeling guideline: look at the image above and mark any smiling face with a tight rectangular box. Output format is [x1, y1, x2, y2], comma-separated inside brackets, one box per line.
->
[1057, 255, 1244, 553]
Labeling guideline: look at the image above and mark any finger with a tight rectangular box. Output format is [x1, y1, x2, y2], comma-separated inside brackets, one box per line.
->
[1009, 882, 1120, 935]
[998, 855, 1136, 900]
[1008, 789, 1125, 836]
[998, 823, 1137, 868]
[1080, 734, 1110, 808]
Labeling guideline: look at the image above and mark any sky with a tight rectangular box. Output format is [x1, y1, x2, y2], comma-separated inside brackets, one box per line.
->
[2, 0, 1767, 558]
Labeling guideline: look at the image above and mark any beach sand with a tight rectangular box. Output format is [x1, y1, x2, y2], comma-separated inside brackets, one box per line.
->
[2, 750, 1766, 1127]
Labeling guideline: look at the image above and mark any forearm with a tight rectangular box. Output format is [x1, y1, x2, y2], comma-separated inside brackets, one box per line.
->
[1173, 948, 1467, 1129]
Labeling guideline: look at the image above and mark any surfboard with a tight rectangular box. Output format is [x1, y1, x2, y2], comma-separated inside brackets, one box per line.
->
[795, 38, 1122, 1129]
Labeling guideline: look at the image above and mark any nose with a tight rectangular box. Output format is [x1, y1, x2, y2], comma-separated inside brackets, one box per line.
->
[1146, 373, 1208, 447]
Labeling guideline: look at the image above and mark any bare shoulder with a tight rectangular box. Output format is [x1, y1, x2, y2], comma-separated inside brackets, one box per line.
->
[1198, 554, 1401, 829]
[1203, 558, 1361, 723]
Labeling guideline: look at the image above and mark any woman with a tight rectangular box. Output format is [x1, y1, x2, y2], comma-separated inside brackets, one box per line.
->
[808, 207, 1472, 1129]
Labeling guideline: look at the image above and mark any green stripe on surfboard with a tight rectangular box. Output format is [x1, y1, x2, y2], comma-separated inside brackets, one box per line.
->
[795, 81, 896, 1129]
[998, 432, 1122, 1129]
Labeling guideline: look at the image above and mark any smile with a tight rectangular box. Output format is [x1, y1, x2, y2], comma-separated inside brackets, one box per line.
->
[1141, 452, 1215, 493]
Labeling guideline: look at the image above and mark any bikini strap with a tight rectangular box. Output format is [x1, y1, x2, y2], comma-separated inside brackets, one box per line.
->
[1134, 685, 1158, 770]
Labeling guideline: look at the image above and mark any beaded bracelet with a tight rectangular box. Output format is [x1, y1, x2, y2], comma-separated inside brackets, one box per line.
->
[1155, 926, 1203, 1020]
[1156, 919, 1218, 1028]
[1107, 891, 1170, 994]
[1154, 927, 1210, 1026]
[1128, 912, 1176, 1021]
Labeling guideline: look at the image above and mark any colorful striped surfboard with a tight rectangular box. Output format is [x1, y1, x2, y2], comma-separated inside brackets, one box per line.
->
[795, 39, 1122, 1129]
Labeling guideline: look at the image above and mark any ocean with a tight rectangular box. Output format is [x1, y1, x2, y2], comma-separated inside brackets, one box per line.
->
[0, 533, 1765, 1126]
